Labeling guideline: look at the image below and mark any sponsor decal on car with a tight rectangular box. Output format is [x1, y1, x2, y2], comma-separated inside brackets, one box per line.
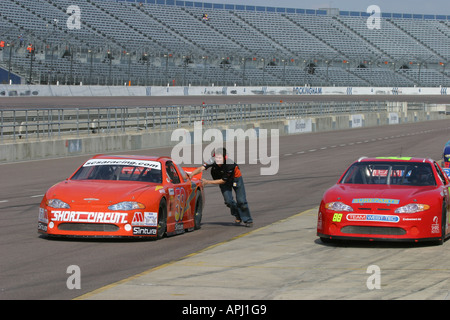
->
[352, 198, 400, 204]
[317, 212, 323, 229]
[132, 226, 157, 235]
[346, 213, 399, 223]
[37, 222, 48, 232]
[39, 207, 48, 223]
[51, 210, 128, 224]
[38, 208, 49, 231]
[431, 216, 440, 234]
[83, 159, 161, 170]
[132, 212, 157, 227]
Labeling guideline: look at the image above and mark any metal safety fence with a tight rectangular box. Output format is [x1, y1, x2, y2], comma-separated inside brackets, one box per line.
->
[0, 101, 426, 142]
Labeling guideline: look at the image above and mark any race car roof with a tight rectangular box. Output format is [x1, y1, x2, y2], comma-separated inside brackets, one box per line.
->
[90, 154, 170, 162]
[357, 156, 433, 163]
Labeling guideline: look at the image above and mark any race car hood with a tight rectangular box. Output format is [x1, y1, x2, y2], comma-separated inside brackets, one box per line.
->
[326, 184, 438, 207]
[46, 180, 157, 206]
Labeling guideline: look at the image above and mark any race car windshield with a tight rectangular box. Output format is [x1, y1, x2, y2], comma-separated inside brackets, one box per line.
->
[340, 162, 436, 186]
[71, 165, 162, 183]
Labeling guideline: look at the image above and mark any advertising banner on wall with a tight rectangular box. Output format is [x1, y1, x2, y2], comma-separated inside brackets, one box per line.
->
[288, 118, 313, 134]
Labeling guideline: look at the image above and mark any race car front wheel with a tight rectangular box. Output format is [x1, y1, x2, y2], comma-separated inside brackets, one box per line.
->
[157, 198, 167, 239]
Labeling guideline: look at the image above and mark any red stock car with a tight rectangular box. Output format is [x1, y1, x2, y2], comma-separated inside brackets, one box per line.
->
[38, 155, 204, 239]
[317, 157, 450, 244]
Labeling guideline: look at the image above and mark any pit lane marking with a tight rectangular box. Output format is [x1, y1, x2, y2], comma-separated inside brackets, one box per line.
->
[0, 194, 44, 204]
[282, 128, 440, 158]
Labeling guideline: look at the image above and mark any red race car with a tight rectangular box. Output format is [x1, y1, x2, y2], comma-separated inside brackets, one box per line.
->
[38, 155, 204, 239]
[317, 157, 450, 244]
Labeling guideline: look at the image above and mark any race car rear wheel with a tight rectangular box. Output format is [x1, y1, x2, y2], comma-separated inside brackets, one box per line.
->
[194, 194, 203, 230]
[157, 198, 167, 239]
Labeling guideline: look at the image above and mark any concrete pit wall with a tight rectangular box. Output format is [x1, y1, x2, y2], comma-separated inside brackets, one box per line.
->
[0, 109, 446, 164]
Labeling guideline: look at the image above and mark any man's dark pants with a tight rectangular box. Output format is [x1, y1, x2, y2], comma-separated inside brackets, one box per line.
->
[219, 176, 253, 223]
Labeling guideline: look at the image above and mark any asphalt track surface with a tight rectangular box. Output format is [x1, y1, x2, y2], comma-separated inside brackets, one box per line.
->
[1, 95, 450, 301]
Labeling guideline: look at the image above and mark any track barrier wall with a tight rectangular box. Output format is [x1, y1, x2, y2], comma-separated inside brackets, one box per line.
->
[0, 99, 447, 163]
[0, 84, 449, 97]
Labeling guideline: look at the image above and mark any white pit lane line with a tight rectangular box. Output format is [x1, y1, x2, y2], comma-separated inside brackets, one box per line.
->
[281, 129, 436, 159]
[0, 194, 43, 204]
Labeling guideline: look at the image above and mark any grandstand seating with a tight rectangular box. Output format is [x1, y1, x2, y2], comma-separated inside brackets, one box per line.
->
[0, 0, 449, 87]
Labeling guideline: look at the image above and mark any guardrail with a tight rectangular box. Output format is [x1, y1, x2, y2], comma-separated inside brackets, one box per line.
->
[0, 101, 425, 142]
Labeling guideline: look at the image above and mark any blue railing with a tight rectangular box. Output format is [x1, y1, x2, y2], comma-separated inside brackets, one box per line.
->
[117, 0, 450, 20]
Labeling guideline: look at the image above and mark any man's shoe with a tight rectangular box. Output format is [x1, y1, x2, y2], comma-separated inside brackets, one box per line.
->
[244, 222, 253, 228]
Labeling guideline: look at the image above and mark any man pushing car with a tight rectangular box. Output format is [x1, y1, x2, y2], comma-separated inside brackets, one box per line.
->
[187, 148, 253, 227]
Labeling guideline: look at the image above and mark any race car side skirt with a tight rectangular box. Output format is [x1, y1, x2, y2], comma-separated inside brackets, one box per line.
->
[38, 233, 158, 240]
